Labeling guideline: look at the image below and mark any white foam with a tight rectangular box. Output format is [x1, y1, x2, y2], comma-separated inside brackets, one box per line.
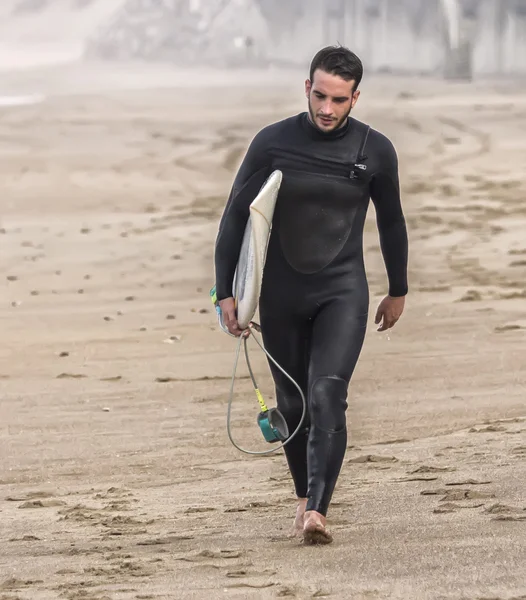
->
[0, 94, 45, 107]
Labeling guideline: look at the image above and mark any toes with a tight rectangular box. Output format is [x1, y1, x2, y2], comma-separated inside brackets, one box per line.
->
[302, 522, 333, 545]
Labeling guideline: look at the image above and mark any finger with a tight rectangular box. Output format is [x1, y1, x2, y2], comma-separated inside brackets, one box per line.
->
[228, 320, 241, 335]
[229, 324, 242, 337]
[375, 309, 382, 325]
[381, 317, 399, 331]
[378, 313, 395, 331]
[224, 312, 241, 336]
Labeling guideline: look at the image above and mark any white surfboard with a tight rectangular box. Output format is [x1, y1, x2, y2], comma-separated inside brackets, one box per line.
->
[232, 170, 282, 330]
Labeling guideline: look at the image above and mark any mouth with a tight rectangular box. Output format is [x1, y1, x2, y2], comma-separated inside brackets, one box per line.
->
[318, 116, 334, 127]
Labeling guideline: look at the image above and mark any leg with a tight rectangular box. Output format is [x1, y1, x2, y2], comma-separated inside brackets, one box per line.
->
[303, 298, 368, 544]
[259, 309, 312, 532]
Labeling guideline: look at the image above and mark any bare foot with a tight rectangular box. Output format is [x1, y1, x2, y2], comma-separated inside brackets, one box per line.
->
[289, 498, 307, 538]
[303, 510, 333, 545]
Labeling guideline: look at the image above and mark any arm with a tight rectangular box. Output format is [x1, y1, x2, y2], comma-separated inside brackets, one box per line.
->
[214, 129, 271, 302]
[369, 135, 409, 298]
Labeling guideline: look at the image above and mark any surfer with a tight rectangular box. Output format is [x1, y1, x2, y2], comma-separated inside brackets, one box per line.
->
[214, 45, 408, 545]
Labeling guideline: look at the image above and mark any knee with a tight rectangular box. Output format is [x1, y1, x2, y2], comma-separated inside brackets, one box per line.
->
[309, 376, 348, 432]
[276, 386, 307, 428]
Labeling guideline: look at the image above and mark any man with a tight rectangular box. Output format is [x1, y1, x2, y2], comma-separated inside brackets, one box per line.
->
[214, 45, 408, 545]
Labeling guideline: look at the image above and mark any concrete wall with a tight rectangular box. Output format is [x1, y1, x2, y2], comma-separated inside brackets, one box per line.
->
[259, 0, 526, 77]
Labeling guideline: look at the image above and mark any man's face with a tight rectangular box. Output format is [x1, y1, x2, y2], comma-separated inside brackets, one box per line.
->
[305, 69, 360, 132]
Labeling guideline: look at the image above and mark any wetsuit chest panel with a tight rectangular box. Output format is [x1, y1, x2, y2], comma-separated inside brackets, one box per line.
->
[275, 169, 369, 275]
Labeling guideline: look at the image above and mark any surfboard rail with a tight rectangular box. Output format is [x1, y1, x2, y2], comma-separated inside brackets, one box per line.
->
[233, 169, 282, 330]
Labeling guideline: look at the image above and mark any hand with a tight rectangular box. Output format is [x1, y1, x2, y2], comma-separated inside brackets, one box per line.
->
[218, 297, 247, 337]
[375, 295, 405, 332]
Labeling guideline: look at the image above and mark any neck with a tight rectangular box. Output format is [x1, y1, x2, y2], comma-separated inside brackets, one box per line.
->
[303, 112, 351, 139]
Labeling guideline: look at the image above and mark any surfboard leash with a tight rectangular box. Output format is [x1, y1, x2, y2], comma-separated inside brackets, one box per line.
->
[226, 322, 307, 456]
[210, 286, 307, 455]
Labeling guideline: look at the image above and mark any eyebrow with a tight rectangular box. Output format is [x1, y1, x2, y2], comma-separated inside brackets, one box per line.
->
[313, 90, 350, 102]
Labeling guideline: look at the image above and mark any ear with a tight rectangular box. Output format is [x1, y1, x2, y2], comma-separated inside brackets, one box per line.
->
[351, 89, 361, 109]
[305, 78, 312, 98]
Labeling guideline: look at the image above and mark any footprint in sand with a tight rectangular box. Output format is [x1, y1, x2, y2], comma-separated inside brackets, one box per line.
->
[410, 465, 457, 474]
[226, 568, 277, 579]
[100, 515, 152, 529]
[490, 512, 526, 522]
[57, 504, 106, 523]
[85, 561, 155, 579]
[137, 535, 194, 546]
[445, 479, 492, 486]
[348, 455, 398, 464]
[0, 578, 44, 591]
[18, 499, 66, 509]
[6, 491, 55, 502]
[8, 535, 41, 542]
[53, 583, 112, 599]
[225, 582, 276, 590]
[374, 437, 411, 445]
[55, 568, 77, 575]
[177, 549, 243, 562]
[94, 486, 134, 500]
[184, 507, 216, 514]
[470, 425, 507, 433]
[275, 585, 334, 598]
[445, 489, 495, 501]
[103, 501, 133, 512]
[458, 289, 483, 302]
[395, 476, 439, 482]
[276, 586, 299, 597]
[495, 324, 523, 332]
[434, 502, 485, 514]
[422, 488, 496, 502]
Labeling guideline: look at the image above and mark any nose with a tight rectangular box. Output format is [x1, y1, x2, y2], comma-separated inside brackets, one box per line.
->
[320, 101, 333, 116]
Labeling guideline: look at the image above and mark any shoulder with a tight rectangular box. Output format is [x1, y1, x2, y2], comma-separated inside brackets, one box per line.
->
[251, 114, 300, 144]
[366, 127, 398, 164]
[347, 117, 396, 157]
[347, 119, 399, 178]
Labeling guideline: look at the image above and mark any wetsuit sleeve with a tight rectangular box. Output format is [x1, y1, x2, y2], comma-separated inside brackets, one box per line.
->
[214, 130, 271, 301]
[369, 136, 409, 297]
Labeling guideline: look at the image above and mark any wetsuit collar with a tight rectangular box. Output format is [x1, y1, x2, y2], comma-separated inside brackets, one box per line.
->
[301, 112, 351, 140]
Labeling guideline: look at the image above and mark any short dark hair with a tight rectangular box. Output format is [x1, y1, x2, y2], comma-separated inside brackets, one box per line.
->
[309, 45, 363, 91]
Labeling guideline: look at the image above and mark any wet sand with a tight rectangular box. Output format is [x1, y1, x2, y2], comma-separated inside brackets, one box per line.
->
[1, 62, 526, 600]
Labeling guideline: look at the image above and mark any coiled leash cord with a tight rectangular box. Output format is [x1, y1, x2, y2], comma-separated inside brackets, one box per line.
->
[227, 321, 307, 456]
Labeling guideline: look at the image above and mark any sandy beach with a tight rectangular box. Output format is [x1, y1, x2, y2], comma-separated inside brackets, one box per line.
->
[1, 61, 526, 600]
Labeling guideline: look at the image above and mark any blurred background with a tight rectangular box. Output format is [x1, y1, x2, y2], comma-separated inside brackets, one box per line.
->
[1, 0, 526, 77]
[2, 2, 526, 598]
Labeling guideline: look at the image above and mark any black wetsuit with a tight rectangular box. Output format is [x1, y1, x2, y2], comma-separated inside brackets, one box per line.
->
[214, 112, 408, 516]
